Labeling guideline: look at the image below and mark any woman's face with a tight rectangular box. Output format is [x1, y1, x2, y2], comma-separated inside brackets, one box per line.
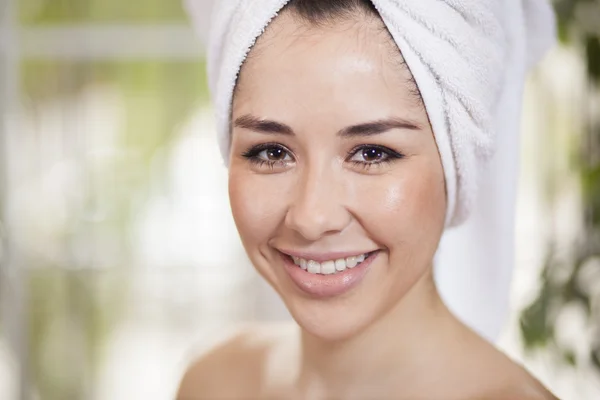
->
[229, 13, 446, 341]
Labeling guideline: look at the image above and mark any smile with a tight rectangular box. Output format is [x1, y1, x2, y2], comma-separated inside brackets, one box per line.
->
[289, 252, 374, 275]
[279, 250, 380, 298]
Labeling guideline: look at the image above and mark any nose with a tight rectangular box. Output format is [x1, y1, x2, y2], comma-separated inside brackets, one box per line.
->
[284, 163, 351, 241]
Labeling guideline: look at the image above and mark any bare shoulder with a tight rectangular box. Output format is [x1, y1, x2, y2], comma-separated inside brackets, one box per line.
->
[490, 359, 560, 400]
[463, 335, 559, 400]
[430, 323, 557, 400]
[487, 373, 560, 400]
[176, 323, 298, 400]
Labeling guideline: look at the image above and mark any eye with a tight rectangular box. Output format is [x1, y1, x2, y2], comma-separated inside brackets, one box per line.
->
[242, 143, 294, 169]
[351, 147, 389, 163]
[347, 145, 404, 165]
[259, 146, 292, 162]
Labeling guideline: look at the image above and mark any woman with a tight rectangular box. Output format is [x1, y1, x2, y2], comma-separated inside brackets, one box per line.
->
[179, 0, 559, 398]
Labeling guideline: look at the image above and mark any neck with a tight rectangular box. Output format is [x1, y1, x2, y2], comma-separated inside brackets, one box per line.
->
[297, 269, 461, 398]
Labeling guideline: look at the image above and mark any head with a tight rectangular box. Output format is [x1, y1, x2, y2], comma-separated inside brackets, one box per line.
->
[228, 0, 447, 341]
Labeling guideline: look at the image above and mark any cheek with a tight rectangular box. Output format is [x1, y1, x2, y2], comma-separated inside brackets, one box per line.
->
[228, 166, 289, 248]
[352, 161, 446, 253]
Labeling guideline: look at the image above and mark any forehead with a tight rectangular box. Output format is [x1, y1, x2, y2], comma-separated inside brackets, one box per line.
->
[233, 13, 424, 126]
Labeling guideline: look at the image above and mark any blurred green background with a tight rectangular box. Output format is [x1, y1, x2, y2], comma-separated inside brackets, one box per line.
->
[19, 0, 188, 24]
[0, 0, 599, 399]
[519, 0, 600, 379]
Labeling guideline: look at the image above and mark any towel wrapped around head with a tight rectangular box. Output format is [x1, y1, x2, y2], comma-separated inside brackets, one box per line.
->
[186, 0, 556, 340]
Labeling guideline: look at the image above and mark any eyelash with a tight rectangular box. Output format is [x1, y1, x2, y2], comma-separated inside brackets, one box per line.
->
[346, 144, 405, 170]
[241, 142, 293, 170]
[241, 143, 405, 170]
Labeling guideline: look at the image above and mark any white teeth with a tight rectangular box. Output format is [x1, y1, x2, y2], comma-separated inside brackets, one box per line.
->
[290, 252, 372, 275]
[335, 259, 346, 271]
[307, 260, 321, 274]
[300, 259, 307, 270]
[346, 257, 358, 269]
[321, 261, 336, 275]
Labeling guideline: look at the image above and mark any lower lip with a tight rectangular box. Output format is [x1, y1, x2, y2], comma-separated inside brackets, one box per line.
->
[280, 251, 379, 298]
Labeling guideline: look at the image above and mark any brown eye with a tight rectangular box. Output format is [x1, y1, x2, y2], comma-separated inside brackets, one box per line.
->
[254, 146, 293, 163]
[242, 143, 295, 170]
[350, 146, 391, 164]
[346, 145, 405, 169]
[266, 147, 287, 161]
[361, 147, 386, 162]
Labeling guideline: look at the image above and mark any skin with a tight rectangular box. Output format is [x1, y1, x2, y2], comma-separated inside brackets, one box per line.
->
[178, 10, 558, 400]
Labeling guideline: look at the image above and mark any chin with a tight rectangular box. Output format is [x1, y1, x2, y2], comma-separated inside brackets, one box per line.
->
[285, 296, 381, 342]
[252, 249, 410, 342]
[251, 246, 429, 342]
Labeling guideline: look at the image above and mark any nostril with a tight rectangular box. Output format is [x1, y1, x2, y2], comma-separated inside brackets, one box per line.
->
[285, 202, 350, 239]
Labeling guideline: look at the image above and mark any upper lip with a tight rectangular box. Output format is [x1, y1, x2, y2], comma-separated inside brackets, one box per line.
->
[277, 249, 378, 262]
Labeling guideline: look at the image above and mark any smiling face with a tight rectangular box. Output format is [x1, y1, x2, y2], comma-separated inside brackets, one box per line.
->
[228, 11, 447, 341]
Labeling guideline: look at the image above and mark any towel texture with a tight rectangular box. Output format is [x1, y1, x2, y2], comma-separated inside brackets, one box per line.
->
[186, 0, 556, 339]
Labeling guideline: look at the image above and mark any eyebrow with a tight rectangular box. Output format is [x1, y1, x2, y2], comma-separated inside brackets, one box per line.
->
[233, 115, 422, 137]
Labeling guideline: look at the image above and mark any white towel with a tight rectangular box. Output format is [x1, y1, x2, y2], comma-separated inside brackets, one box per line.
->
[186, 0, 556, 341]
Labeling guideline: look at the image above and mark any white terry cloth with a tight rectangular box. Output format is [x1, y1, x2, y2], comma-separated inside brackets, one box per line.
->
[186, 0, 556, 341]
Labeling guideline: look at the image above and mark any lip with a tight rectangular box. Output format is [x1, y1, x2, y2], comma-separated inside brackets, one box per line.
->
[279, 250, 380, 298]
